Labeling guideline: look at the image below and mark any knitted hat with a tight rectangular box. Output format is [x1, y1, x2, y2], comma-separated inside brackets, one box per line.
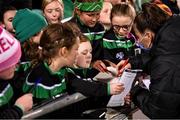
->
[0, 27, 21, 72]
[13, 8, 48, 43]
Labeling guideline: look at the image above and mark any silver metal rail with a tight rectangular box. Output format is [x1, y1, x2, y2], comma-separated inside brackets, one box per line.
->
[22, 92, 87, 119]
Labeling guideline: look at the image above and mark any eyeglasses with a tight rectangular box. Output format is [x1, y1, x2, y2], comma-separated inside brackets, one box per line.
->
[113, 21, 133, 31]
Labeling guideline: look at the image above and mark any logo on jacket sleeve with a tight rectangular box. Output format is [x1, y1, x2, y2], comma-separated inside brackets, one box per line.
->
[116, 52, 124, 60]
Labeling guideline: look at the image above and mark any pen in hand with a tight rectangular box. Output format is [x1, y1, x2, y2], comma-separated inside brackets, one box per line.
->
[117, 59, 129, 76]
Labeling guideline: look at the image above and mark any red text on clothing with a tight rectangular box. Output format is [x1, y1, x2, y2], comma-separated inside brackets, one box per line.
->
[0, 37, 14, 54]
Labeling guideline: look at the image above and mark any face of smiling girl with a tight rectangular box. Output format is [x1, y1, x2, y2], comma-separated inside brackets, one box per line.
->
[112, 16, 133, 37]
[75, 41, 92, 68]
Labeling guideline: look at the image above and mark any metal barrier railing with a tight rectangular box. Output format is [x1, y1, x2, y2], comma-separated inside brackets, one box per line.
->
[22, 92, 87, 119]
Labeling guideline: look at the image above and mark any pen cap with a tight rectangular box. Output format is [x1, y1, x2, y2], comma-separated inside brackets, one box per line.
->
[134, 48, 141, 56]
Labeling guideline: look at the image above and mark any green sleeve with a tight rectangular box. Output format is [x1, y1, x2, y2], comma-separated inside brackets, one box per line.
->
[15, 104, 24, 113]
[16, 62, 31, 72]
[107, 82, 111, 95]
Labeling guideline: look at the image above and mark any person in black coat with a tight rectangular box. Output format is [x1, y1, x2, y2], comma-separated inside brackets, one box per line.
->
[118, 2, 180, 119]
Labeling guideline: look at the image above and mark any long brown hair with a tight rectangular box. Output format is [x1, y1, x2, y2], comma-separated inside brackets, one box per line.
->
[134, 2, 170, 34]
[110, 3, 136, 21]
[42, 0, 64, 20]
[42, 0, 63, 11]
[31, 22, 81, 66]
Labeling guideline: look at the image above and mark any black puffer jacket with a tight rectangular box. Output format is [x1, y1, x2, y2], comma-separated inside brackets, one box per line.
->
[131, 15, 180, 119]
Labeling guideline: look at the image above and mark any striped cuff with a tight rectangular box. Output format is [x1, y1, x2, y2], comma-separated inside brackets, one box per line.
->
[15, 104, 25, 113]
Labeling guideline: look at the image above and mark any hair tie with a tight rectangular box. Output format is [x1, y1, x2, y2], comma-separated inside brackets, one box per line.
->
[38, 46, 42, 50]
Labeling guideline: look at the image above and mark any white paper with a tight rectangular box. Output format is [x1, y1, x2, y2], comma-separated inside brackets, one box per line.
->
[107, 69, 137, 107]
[93, 67, 117, 81]
[93, 72, 113, 81]
[142, 79, 150, 90]
[107, 66, 118, 76]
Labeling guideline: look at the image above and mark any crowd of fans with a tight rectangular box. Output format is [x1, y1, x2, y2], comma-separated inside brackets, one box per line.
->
[0, 0, 180, 119]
